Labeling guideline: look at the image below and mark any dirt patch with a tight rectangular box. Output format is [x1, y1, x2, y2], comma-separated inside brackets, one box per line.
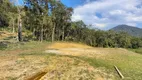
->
[46, 42, 136, 58]
[48, 42, 92, 49]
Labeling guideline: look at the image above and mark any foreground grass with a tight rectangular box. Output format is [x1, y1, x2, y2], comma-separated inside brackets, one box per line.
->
[0, 41, 51, 80]
[19, 51, 142, 80]
[43, 53, 142, 80]
[80, 54, 142, 80]
[1, 41, 142, 80]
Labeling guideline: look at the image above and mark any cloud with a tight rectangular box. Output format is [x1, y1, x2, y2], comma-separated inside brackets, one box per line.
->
[72, 0, 142, 30]
[94, 23, 107, 28]
[72, 15, 82, 21]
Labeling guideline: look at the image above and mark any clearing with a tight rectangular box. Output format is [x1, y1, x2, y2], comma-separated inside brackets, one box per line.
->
[0, 42, 142, 80]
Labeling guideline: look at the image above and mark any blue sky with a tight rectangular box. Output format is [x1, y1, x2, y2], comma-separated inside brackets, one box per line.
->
[66, 0, 142, 30]
[18, 0, 142, 30]
[61, 0, 95, 7]
[61, 0, 83, 8]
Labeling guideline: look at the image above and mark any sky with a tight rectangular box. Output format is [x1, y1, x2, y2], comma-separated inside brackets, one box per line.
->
[18, 0, 142, 30]
[61, 0, 142, 30]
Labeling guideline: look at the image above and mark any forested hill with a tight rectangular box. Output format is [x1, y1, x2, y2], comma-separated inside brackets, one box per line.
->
[110, 25, 142, 37]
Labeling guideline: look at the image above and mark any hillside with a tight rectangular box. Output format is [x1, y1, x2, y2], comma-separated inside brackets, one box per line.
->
[110, 25, 142, 37]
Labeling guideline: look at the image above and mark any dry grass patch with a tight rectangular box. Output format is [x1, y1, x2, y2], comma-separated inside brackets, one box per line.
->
[0, 31, 16, 40]
[48, 42, 92, 49]
[47, 42, 133, 58]
[39, 56, 114, 80]
[0, 54, 48, 80]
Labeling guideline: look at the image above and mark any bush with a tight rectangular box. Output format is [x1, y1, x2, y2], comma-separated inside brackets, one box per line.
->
[0, 41, 8, 50]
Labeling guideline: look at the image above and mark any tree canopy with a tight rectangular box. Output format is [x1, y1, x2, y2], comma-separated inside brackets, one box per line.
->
[0, 0, 142, 49]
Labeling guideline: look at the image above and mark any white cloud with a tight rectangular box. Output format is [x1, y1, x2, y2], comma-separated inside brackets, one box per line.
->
[72, 0, 142, 30]
[72, 15, 82, 21]
[93, 23, 106, 28]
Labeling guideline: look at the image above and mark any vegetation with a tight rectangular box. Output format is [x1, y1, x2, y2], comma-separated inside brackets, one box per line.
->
[129, 48, 142, 54]
[1, 0, 142, 80]
[0, 0, 142, 49]
[111, 25, 142, 37]
[1, 42, 142, 79]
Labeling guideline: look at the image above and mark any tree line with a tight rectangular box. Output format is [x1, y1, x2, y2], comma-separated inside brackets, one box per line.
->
[0, 0, 142, 49]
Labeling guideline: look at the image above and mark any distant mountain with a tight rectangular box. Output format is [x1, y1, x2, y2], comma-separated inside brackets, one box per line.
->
[110, 25, 142, 37]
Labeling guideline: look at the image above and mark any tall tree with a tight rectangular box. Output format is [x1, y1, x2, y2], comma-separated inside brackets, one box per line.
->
[0, 0, 12, 27]
[11, 0, 24, 41]
[24, 0, 50, 41]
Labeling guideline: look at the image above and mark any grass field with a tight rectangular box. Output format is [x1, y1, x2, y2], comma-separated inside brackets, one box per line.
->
[129, 48, 142, 54]
[0, 41, 142, 80]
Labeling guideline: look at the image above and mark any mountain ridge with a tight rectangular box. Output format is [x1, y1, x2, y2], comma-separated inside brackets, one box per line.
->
[110, 25, 142, 37]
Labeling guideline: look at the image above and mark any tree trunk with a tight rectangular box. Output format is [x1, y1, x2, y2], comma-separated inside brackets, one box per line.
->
[40, 26, 43, 42]
[18, 15, 22, 42]
[52, 23, 55, 42]
[62, 26, 65, 41]
[58, 30, 61, 41]
[16, 1, 22, 42]
[45, 29, 48, 40]
[33, 28, 35, 37]
[12, 18, 15, 33]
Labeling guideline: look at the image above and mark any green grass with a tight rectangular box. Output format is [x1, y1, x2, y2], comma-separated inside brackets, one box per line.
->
[3, 41, 50, 51]
[129, 48, 142, 54]
[0, 44, 7, 50]
[54, 54, 142, 80]
[19, 52, 49, 56]
[81, 56, 142, 80]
